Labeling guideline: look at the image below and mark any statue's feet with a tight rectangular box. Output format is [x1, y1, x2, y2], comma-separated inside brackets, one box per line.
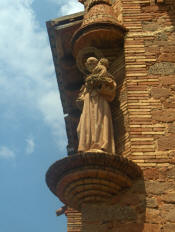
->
[86, 149, 107, 153]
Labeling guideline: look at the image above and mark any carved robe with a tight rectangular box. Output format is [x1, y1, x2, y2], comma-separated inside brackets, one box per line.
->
[77, 79, 116, 154]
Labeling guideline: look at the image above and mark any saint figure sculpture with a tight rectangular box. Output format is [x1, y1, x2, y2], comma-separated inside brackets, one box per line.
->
[77, 57, 116, 154]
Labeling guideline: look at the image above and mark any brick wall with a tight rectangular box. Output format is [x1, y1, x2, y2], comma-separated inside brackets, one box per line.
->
[66, 1, 175, 231]
[122, 0, 175, 166]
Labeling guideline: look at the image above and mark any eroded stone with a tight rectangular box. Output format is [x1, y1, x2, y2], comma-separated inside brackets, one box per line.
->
[167, 167, 175, 179]
[150, 87, 171, 99]
[156, 32, 168, 41]
[152, 109, 175, 122]
[162, 193, 175, 203]
[146, 208, 161, 223]
[142, 22, 159, 31]
[158, 135, 175, 151]
[164, 101, 175, 108]
[149, 62, 175, 75]
[168, 123, 175, 133]
[159, 76, 175, 86]
[164, 223, 175, 232]
[145, 181, 172, 195]
[160, 204, 175, 223]
[158, 54, 175, 62]
[146, 198, 158, 209]
[143, 168, 159, 180]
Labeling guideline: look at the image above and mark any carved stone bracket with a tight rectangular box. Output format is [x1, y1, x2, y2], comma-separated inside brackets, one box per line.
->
[71, 0, 126, 58]
[46, 152, 141, 211]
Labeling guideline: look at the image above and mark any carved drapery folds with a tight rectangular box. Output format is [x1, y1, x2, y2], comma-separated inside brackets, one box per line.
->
[77, 57, 116, 154]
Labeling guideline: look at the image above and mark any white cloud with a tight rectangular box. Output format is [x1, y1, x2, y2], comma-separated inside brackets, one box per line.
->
[0, 0, 67, 151]
[48, 0, 84, 16]
[60, 0, 84, 16]
[38, 91, 67, 149]
[0, 146, 15, 159]
[26, 137, 35, 155]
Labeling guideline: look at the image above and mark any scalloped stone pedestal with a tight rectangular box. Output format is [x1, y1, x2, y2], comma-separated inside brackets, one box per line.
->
[71, 22, 126, 57]
[46, 152, 141, 211]
[71, 0, 126, 57]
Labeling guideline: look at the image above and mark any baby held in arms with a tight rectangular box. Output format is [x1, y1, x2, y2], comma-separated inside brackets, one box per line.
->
[85, 57, 116, 102]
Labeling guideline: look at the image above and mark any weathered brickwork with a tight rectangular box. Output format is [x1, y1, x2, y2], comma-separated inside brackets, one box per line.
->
[67, 166, 175, 232]
[120, 0, 175, 165]
[66, 0, 175, 232]
[112, 0, 175, 231]
[66, 208, 82, 232]
[109, 50, 130, 155]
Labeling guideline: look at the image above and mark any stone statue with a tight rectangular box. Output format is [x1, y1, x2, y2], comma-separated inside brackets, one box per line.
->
[77, 57, 117, 154]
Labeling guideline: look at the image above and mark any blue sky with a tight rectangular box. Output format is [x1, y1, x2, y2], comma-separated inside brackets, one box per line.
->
[0, 0, 83, 231]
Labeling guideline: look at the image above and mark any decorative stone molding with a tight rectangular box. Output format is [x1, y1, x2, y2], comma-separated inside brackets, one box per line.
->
[71, 0, 126, 58]
[46, 152, 141, 211]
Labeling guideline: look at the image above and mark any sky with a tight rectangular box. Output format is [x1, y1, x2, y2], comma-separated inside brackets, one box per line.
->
[0, 0, 83, 231]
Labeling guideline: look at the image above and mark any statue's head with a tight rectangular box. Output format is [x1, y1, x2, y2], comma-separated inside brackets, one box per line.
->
[85, 57, 98, 72]
[99, 58, 109, 68]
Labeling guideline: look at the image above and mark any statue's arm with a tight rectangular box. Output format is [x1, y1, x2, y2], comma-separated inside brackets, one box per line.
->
[97, 78, 117, 102]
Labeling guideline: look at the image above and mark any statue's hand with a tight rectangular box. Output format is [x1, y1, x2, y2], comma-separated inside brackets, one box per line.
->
[97, 79, 117, 102]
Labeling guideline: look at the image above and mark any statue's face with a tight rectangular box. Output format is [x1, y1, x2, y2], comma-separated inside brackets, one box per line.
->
[86, 57, 98, 72]
[99, 58, 109, 68]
